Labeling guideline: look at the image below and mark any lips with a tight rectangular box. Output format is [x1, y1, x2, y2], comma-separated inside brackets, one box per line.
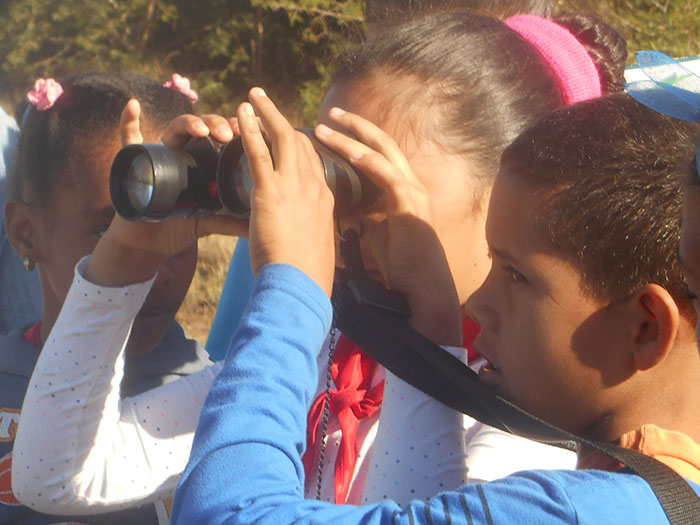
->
[473, 342, 504, 389]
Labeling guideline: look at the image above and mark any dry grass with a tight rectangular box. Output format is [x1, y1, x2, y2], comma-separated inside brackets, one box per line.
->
[176, 234, 238, 344]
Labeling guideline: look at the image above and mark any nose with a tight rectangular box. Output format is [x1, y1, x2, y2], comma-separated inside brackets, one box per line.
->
[465, 278, 499, 332]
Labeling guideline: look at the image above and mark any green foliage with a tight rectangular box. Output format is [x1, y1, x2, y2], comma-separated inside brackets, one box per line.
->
[557, 0, 700, 60]
[2, 0, 700, 120]
[0, 0, 365, 122]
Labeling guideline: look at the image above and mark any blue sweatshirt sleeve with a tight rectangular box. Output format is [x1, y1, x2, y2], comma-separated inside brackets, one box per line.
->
[205, 238, 255, 361]
[171, 263, 400, 524]
[172, 264, 671, 525]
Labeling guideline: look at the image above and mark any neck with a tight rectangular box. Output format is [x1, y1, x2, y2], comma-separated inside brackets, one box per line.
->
[584, 339, 700, 446]
[38, 269, 62, 348]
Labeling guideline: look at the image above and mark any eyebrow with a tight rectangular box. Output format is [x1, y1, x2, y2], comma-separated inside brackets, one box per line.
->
[488, 245, 517, 263]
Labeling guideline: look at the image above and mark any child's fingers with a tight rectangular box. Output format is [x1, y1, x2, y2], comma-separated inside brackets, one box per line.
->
[314, 124, 416, 214]
[237, 102, 274, 192]
[248, 88, 297, 176]
[194, 215, 249, 239]
[120, 99, 143, 147]
[229, 116, 267, 138]
[161, 114, 211, 149]
[229, 117, 241, 136]
[326, 107, 417, 184]
[200, 114, 234, 143]
[299, 130, 328, 186]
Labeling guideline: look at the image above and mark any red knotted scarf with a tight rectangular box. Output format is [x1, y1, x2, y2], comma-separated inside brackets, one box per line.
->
[303, 319, 481, 504]
[302, 335, 384, 503]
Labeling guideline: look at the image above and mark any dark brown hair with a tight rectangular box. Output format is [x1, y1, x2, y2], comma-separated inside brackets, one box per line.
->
[334, 11, 626, 185]
[11, 72, 194, 204]
[366, 0, 554, 25]
[501, 93, 700, 310]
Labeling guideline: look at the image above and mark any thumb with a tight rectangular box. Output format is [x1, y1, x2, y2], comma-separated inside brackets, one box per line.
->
[120, 99, 143, 146]
[194, 215, 249, 239]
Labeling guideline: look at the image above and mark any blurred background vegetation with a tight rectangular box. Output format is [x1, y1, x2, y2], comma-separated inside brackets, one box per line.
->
[1, 0, 699, 124]
[1, 0, 698, 340]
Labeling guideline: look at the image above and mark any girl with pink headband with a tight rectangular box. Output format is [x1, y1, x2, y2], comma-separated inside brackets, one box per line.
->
[12, 8, 625, 518]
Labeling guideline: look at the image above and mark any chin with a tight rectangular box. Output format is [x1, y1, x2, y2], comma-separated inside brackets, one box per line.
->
[125, 316, 171, 355]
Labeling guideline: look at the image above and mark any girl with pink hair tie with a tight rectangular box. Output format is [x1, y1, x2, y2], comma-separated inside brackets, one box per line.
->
[12, 8, 626, 519]
[1, 71, 225, 524]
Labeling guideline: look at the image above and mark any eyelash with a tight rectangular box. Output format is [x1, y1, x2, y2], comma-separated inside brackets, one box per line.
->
[503, 264, 527, 284]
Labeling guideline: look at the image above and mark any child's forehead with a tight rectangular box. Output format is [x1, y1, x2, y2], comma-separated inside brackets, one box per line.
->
[488, 172, 554, 252]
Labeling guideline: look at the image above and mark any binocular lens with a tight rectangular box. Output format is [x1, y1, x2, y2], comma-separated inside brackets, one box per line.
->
[110, 129, 381, 221]
[125, 153, 154, 213]
[110, 140, 222, 220]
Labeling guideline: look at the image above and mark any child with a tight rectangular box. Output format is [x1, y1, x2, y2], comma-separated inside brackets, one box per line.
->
[12, 10, 625, 513]
[0, 73, 217, 524]
[168, 91, 700, 522]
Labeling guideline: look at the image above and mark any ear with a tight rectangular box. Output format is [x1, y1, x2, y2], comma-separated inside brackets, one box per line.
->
[4, 200, 43, 264]
[627, 284, 679, 371]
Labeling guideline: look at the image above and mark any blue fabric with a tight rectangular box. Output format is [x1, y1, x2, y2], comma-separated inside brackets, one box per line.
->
[205, 238, 255, 360]
[626, 51, 700, 121]
[0, 105, 42, 335]
[172, 263, 700, 524]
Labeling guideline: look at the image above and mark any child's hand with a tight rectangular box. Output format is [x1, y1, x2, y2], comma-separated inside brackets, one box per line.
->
[85, 100, 246, 287]
[314, 108, 462, 345]
[239, 88, 336, 297]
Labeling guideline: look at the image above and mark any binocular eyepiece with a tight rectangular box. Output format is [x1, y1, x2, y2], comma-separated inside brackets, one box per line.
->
[109, 129, 380, 220]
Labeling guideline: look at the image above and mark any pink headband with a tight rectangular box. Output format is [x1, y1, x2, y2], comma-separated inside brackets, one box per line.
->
[27, 78, 64, 111]
[505, 15, 602, 105]
[164, 74, 198, 103]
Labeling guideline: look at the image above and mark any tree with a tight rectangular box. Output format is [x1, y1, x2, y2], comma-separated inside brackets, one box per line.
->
[0, 0, 365, 123]
[557, 0, 700, 59]
[2, 0, 700, 121]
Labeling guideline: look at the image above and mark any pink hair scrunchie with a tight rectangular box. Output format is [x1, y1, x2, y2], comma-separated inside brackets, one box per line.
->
[164, 74, 199, 103]
[27, 78, 64, 111]
[505, 15, 602, 106]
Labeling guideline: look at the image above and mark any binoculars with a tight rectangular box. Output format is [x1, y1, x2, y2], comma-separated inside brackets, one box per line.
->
[109, 129, 380, 220]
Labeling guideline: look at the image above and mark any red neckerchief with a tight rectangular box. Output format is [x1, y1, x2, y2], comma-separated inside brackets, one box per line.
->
[22, 321, 42, 348]
[303, 319, 482, 504]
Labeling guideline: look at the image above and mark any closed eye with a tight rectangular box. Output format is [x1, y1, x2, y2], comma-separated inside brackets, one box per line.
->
[503, 264, 527, 284]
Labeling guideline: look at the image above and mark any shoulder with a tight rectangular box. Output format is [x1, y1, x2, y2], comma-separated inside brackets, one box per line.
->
[0, 329, 38, 381]
[471, 468, 683, 524]
[0, 330, 36, 455]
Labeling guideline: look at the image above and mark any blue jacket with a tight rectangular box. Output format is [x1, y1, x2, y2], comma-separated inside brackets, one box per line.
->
[172, 264, 700, 524]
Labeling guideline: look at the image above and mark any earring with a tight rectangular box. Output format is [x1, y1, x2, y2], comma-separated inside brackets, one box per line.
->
[23, 257, 35, 272]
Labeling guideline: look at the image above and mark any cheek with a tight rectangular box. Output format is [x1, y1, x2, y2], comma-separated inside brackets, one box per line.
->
[42, 226, 100, 293]
[338, 213, 385, 272]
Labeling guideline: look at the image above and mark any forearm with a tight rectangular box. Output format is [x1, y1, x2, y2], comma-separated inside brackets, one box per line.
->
[13, 256, 220, 514]
[85, 225, 165, 287]
[172, 264, 398, 524]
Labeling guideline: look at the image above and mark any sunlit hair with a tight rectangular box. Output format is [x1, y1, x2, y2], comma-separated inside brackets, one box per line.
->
[334, 11, 626, 187]
[501, 93, 700, 312]
[11, 72, 194, 205]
